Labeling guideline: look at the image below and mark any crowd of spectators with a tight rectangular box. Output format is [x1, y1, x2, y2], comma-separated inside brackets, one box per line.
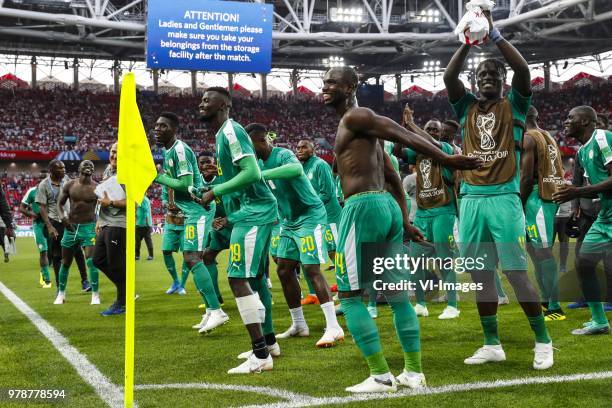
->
[1, 81, 610, 225]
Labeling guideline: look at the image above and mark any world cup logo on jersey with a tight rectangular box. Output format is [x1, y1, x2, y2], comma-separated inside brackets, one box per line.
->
[476, 112, 496, 151]
[548, 144, 558, 177]
[420, 159, 432, 189]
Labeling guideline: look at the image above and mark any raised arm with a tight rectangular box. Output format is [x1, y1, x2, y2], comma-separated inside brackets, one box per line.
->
[443, 44, 470, 103]
[484, 11, 530, 96]
[262, 162, 303, 180]
[344, 107, 482, 170]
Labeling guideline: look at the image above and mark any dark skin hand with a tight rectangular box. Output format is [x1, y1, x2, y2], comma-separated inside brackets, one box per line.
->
[212, 217, 228, 230]
[553, 163, 612, 203]
[520, 132, 537, 206]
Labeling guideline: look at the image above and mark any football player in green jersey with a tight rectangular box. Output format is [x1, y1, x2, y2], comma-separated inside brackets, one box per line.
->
[248, 124, 344, 348]
[444, 9, 553, 369]
[153, 112, 228, 334]
[20, 172, 52, 288]
[324, 65, 481, 393]
[197, 88, 279, 374]
[522, 106, 565, 321]
[553, 105, 611, 335]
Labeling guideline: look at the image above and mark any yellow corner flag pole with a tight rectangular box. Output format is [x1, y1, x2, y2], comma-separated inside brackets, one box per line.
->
[116, 72, 157, 408]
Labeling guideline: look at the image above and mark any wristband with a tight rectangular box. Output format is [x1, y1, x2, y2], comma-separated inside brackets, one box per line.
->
[489, 27, 503, 44]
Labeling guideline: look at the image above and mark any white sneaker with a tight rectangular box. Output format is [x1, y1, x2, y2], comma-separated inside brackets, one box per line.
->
[464, 345, 506, 365]
[199, 309, 229, 333]
[345, 375, 397, 393]
[237, 342, 281, 359]
[53, 293, 65, 305]
[533, 342, 554, 370]
[277, 324, 309, 339]
[498, 295, 510, 305]
[396, 370, 426, 389]
[192, 311, 210, 330]
[228, 353, 273, 374]
[414, 304, 429, 317]
[315, 326, 345, 348]
[178, 287, 186, 295]
[90, 292, 100, 305]
[367, 305, 378, 319]
[266, 278, 273, 289]
[438, 306, 460, 320]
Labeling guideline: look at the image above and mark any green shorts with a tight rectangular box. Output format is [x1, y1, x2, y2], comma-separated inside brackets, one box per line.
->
[580, 219, 612, 255]
[227, 223, 274, 279]
[324, 223, 338, 252]
[278, 223, 328, 264]
[204, 227, 231, 252]
[182, 215, 212, 252]
[61, 223, 96, 248]
[269, 223, 280, 257]
[458, 193, 527, 271]
[33, 222, 48, 253]
[411, 213, 457, 259]
[161, 224, 184, 252]
[335, 191, 403, 292]
[525, 187, 559, 248]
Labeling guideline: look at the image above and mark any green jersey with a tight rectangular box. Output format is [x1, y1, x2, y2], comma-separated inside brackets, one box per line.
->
[404, 141, 457, 217]
[335, 174, 344, 203]
[215, 119, 277, 226]
[577, 129, 612, 222]
[162, 140, 208, 223]
[21, 186, 42, 224]
[203, 176, 226, 218]
[451, 87, 531, 196]
[302, 155, 342, 224]
[384, 141, 400, 172]
[262, 147, 326, 229]
[136, 196, 152, 227]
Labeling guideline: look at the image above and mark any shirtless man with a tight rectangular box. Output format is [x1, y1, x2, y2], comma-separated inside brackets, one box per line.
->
[323, 66, 481, 393]
[54, 160, 101, 305]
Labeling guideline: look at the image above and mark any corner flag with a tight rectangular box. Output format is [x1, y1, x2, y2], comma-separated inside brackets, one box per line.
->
[116, 72, 156, 408]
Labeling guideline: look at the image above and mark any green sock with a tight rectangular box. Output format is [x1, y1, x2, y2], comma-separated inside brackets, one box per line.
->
[58, 264, 70, 292]
[388, 293, 421, 372]
[480, 315, 501, 345]
[588, 302, 608, 325]
[303, 267, 316, 295]
[85, 258, 99, 292]
[208, 262, 221, 298]
[163, 253, 179, 284]
[494, 272, 506, 297]
[537, 258, 560, 310]
[341, 297, 389, 375]
[527, 314, 552, 343]
[191, 262, 220, 310]
[413, 269, 426, 306]
[41, 265, 50, 282]
[179, 260, 189, 288]
[443, 268, 458, 308]
[249, 275, 274, 335]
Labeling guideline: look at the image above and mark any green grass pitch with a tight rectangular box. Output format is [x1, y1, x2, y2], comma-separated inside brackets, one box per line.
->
[0, 235, 610, 407]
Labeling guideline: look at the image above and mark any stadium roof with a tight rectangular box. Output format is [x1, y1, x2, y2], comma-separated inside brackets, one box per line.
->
[0, 0, 611, 75]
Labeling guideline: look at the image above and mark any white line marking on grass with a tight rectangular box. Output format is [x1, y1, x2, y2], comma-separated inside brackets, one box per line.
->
[135, 383, 314, 402]
[239, 371, 612, 408]
[0, 281, 124, 408]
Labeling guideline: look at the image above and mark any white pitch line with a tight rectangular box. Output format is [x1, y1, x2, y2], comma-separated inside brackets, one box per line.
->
[239, 370, 612, 408]
[0, 281, 124, 408]
[135, 382, 314, 403]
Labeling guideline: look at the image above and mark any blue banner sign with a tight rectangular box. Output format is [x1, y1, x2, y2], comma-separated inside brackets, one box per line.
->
[147, 0, 273, 73]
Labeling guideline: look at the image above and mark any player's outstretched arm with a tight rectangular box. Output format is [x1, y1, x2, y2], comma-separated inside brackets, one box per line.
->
[553, 163, 612, 203]
[344, 108, 482, 170]
[155, 173, 191, 193]
[262, 163, 303, 180]
[212, 155, 261, 197]
[19, 202, 36, 219]
[443, 44, 470, 103]
[520, 132, 536, 206]
[484, 11, 530, 96]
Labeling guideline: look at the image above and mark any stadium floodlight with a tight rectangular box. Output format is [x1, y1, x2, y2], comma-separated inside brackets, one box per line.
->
[323, 56, 345, 68]
[423, 60, 442, 72]
[330, 6, 365, 23]
[418, 9, 441, 23]
[467, 55, 485, 70]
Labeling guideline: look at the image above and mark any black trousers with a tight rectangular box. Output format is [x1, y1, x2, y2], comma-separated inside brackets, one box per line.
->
[48, 219, 87, 286]
[135, 226, 153, 258]
[93, 226, 126, 306]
